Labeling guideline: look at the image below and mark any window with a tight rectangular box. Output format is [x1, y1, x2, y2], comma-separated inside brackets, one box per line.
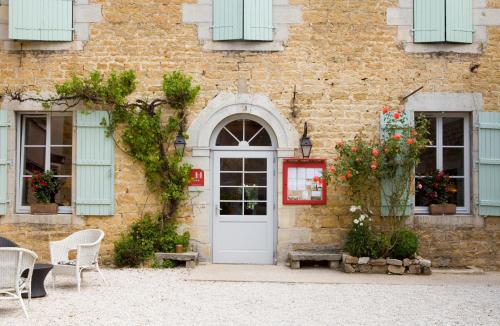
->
[215, 119, 272, 147]
[212, 0, 273, 41]
[415, 113, 470, 214]
[17, 113, 73, 214]
[413, 0, 473, 44]
[9, 0, 73, 42]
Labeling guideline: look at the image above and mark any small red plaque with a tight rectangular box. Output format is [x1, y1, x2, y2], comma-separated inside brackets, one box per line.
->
[189, 169, 204, 187]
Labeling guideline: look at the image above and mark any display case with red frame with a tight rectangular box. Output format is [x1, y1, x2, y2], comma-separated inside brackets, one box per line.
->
[283, 158, 327, 205]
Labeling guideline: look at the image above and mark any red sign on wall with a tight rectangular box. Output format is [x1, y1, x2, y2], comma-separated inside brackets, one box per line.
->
[189, 169, 205, 187]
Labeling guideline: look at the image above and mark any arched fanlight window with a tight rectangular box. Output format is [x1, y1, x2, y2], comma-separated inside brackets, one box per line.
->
[215, 119, 272, 147]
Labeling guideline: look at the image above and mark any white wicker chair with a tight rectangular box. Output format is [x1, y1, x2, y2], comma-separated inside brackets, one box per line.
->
[50, 229, 107, 292]
[0, 247, 38, 319]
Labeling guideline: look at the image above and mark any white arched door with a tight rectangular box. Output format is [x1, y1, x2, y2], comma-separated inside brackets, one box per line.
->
[212, 119, 276, 264]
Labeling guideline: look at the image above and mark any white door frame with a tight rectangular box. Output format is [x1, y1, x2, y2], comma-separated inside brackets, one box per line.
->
[211, 149, 277, 264]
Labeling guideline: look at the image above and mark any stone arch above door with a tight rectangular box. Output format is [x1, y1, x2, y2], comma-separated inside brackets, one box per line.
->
[188, 93, 299, 158]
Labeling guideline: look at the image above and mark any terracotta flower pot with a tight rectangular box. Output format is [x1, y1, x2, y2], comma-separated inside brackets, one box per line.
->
[175, 244, 184, 253]
[31, 203, 58, 215]
[429, 203, 456, 215]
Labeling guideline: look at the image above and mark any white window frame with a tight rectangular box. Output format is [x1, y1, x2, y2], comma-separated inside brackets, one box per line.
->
[415, 112, 471, 215]
[16, 112, 74, 215]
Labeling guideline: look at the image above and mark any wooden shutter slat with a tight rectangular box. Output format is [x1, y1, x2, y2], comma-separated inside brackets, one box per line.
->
[244, 0, 273, 41]
[0, 111, 10, 215]
[213, 0, 243, 41]
[446, 0, 473, 43]
[75, 111, 115, 216]
[413, 0, 445, 43]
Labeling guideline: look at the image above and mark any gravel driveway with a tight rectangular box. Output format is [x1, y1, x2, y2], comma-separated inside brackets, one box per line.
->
[1, 267, 499, 326]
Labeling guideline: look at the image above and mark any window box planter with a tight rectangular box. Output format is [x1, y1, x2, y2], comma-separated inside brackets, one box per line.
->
[429, 203, 456, 215]
[30, 203, 58, 215]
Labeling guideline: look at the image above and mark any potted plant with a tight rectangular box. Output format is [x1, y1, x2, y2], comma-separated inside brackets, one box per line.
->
[30, 170, 60, 214]
[417, 170, 456, 215]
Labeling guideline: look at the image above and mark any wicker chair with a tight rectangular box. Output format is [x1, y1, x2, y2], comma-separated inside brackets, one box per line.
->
[50, 229, 107, 292]
[0, 247, 38, 319]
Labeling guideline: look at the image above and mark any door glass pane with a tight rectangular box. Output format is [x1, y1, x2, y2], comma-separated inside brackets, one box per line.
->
[24, 148, 45, 174]
[225, 120, 244, 141]
[216, 129, 239, 146]
[244, 187, 267, 201]
[443, 148, 464, 176]
[220, 187, 242, 201]
[425, 116, 436, 145]
[245, 158, 266, 171]
[415, 177, 428, 206]
[244, 202, 267, 215]
[51, 147, 72, 175]
[55, 177, 72, 206]
[245, 173, 267, 186]
[220, 173, 242, 186]
[245, 120, 261, 141]
[51, 116, 73, 145]
[249, 129, 272, 146]
[447, 178, 464, 207]
[416, 147, 436, 176]
[221, 158, 243, 171]
[220, 202, 242, 215]
[21, 177, 36, 206]
[443, 118, 464, 146]
[25, 117, 46, 145]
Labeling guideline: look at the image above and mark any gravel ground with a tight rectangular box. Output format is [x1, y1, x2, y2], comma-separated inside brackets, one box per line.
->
[1, 268, 499, 326]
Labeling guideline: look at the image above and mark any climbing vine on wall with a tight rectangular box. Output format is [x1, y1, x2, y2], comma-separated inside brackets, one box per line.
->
[4, 70, 200, 222]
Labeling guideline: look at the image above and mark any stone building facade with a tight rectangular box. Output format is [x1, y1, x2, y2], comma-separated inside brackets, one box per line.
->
[0, 0, 500, 269]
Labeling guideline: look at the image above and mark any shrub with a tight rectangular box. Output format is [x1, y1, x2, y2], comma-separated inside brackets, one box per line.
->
[391, 229, 418, 259]
[370, 234, 390, 258]
[113, 213, 190, 267]
[345, 223, 374, 257]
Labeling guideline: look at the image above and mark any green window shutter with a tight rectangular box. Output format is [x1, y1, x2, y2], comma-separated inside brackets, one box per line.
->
[213, 0, 243, 41]
[244, 0, 273, 41]
[0, 111, 10, 215]
[413, 0, 445, 43]
[446, 0, 473, 43]
[478, 112, 500, 216]
[9, 0, 73, 42]
[75, 111, 115, 216]
[380, 113, 413, 217]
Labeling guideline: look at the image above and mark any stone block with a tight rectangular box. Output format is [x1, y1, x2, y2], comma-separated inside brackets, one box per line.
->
[290, 260, 300, 269]
[403, 258, 412, 267]
[358, 264, 371, 273]
[358, 257, 370, 265]
[422, 267, 432, 275]
[344, 263, 356, 273]
[343, 255, 358, 264]
[369, 258, 387, 266]
[370, 265, 388, 274]
[407, 265, 421, 274]
[418, 259, 432, 267]
[388, 265, 405, 275]
[387, 258, 403, 266]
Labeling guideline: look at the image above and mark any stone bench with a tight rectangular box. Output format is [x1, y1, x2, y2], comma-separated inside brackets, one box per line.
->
[154, 252, 199, 268]
[289, 250, 342, 269]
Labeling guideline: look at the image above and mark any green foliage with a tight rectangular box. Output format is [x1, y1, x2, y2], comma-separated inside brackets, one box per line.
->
[417, 170, 453, 205]
[30, 170, 60, 204]
[113, 213, 191, 268]
[391, 229, 419, 259]
[345, 223, 374, 258]
[370, 234, 390, 258]
[163, 71, 200, 112]
[152, 258, 177, 269]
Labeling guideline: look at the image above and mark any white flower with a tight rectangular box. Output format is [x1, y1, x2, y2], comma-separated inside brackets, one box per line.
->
[360, 222, 364, 226]
[349, 206, 357, 213]
[369, 218, 373, 222]
[353, 219, 359, 224]
[359, 214, 367, 221]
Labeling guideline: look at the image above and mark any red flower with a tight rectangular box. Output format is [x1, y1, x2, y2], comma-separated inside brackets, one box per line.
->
[371, 148, 380, 157]
[393, 112, 401, 119]
[412, 130, 417, 137]
[393, 133, 401, 140]
[407, 138, 414, 145]
[382, 106, 390, 114]
[40, 181, 47, 187]
[351, 146, 358, 153]
[346, 170, 352, 179]
[313, 176, 320, 182]
[330, 166, 336, 173]
[370, 161, 378, 170]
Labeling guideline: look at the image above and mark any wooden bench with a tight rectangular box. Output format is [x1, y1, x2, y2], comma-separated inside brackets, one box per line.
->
[289, 250, 342, 269]
[154, 252, 199, 268]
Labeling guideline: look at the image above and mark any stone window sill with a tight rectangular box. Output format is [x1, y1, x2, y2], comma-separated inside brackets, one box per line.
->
[406, 214, 484, 227]
[0, 214, 84, 225]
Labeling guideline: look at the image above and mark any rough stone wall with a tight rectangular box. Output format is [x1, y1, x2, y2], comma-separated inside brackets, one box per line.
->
[1, 0, 500, 268]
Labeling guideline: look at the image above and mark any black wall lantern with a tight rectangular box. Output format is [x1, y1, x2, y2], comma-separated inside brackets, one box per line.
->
[174, 131, 187, 156]
[300, 122, 313, 158]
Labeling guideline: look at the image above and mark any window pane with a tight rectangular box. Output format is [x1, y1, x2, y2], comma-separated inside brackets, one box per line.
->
[245, 120, 262, 141]
[245, 173, 266, 186]
[447, 178, 464, 207]
[249, 129, 272, 146]
[216, 129, 239, 146]
[55, 177, 72, 206]
[425, 116, 436, 145]
[25, 117, 46, 145]
[221, 158, 243, 171]
[220, 173, 242, 186]
[51, 147, 72, 175]
[245, 158, 266, 171]
[24, 148, 45, 174]
[22, 177, 36, 206]
[244, 202, 266, 215]
[443, 148, 464, 176]
[443, 117, 464, 146]
[220, 202, 242, 215]
[415, 177, 428, 206]
[416, 147, 436, 176]
[220, 187, 242, 201]
[51, 116, 73, 145]
[244, 187, 267, 201]
[225, 120, 244, 141]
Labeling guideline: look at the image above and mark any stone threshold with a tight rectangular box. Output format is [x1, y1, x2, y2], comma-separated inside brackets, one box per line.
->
[432, 266, 485, 275]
